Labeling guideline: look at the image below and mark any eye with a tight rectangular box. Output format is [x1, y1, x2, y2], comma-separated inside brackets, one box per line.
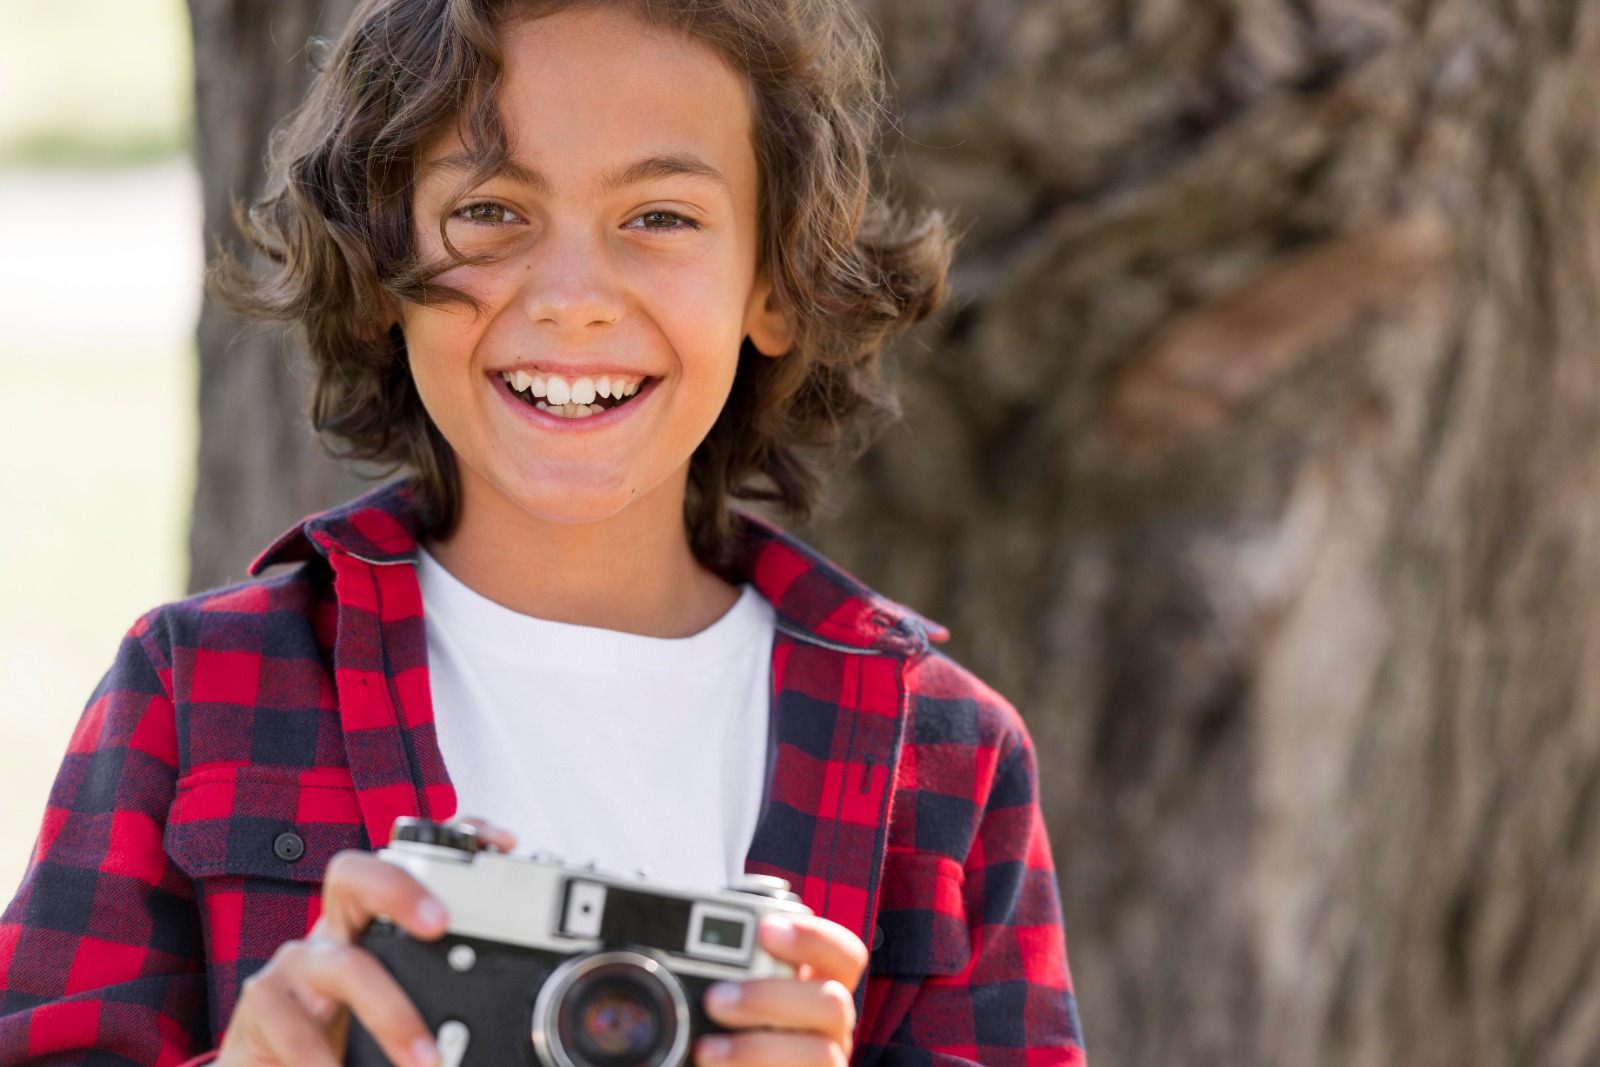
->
[625, 210, 701, 233]
[452, 201, 523, 225]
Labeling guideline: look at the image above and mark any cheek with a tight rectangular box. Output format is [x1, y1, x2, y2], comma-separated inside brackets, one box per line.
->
[639, 264, 751, 373]
[399, 309, 484, 416]
[639, 235, 750, 305]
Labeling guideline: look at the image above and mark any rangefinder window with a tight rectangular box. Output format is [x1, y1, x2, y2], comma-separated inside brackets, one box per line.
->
[699, 917, 746, 949]
[686, 902, 754, 964]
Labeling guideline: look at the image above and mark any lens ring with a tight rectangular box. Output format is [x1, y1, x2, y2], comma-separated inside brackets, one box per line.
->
[532, 950, 690, 1067]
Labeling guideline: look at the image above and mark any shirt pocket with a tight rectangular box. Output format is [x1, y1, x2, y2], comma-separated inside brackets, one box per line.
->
[164, 765, 371, 885]
[868, 851, 972, 977]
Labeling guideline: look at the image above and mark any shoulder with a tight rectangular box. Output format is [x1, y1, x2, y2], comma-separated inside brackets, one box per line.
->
[126, 560, 334, 699]
[904, 647, 1034, 760]
[889, 648, 1040, 858]
[60, 562, 338, 808]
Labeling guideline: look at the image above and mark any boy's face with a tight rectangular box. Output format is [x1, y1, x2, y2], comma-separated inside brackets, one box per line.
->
[402, 6, 791, 531]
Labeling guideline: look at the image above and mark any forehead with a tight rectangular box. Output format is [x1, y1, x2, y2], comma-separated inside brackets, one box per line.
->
[424, 6, 756, 190]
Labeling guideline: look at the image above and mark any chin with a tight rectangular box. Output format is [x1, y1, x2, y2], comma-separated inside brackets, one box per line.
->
[506, 482, 640, 527]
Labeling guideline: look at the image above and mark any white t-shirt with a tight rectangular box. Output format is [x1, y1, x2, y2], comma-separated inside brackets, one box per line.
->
[416, 548, 776, 889]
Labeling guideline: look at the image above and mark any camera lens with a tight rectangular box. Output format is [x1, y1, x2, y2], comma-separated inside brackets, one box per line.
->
[533, 951, 689, 1067]
[572, 980, 660, 1063]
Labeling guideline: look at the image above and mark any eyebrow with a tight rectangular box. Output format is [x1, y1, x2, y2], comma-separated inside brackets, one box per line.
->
[420, 151, 731, 197]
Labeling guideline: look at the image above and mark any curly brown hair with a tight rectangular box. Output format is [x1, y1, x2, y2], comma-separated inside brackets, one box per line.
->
[214, 0, 953, 570]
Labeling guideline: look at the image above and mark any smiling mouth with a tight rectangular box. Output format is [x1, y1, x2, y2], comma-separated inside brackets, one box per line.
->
[498, 370, 651, 420]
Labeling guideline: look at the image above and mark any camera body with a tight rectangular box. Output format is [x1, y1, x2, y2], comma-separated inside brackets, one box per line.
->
[346, 818, 812, 1067]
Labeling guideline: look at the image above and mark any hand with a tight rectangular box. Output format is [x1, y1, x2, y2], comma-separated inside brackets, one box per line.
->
[696, 914, 869, 1067]
[215, 817, 517, 1067]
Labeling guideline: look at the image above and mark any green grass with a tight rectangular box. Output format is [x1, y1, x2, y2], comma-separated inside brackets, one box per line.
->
[0, 0, 193, 168]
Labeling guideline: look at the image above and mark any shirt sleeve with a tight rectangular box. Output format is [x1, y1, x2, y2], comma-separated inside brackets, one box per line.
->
[863, 716, 1088, 1067]
[0, 615, 212, 1066]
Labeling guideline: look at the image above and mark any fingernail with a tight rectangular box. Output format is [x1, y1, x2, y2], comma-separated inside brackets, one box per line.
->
[763, 915, 795, 948]
[416, 897, 449, 930]
[411, 1036, 440, 1067]
[699, 1036, 732, 1062]
[706, 982, 740, 1011]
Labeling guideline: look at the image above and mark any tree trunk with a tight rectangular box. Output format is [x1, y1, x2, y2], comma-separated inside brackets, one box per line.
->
[187, 0, 365, 591]
[188, 0, 1600, 1063]
[802, 1, 1600, 1064]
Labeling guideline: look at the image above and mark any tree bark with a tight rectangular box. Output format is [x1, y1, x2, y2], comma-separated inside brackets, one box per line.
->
[802, 1, 1600, 1064]
[187, 0, 1600, 1063]
[187, 0, 365, 591]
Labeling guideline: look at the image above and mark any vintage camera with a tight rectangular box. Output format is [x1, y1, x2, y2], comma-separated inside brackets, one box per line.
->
[346, 818, 812, 1067]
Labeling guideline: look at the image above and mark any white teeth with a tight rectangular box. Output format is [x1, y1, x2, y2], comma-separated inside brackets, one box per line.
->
[508, 371, 644, 413]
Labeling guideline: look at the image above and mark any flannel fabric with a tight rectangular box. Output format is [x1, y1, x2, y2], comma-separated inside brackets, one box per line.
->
[0, 480, 1085, 1066]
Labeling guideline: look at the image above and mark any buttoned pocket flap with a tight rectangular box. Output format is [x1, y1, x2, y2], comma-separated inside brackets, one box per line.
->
[869, 851, 971, 976]
[165, 765, 370, 884]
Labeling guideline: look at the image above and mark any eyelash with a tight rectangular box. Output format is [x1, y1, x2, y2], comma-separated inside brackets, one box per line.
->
[450, 202, 702, 233]
[627, 210, 702, 233]
[452, 202, 519, 225]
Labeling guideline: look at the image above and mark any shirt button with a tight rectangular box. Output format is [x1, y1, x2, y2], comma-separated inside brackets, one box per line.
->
[872, 924, 885, 951]
[274, 831, 306, 863]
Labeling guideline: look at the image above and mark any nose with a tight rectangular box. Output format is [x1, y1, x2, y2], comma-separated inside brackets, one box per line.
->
[516, 224, 625, 330]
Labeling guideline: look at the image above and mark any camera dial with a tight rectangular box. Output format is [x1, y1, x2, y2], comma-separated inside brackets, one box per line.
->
[730, 875, 800, 902]
[390, 817, 480, 855]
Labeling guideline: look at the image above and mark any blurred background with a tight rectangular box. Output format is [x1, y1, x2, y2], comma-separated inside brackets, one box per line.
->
[0, 0, 197, 905]
[8, 1, 1600, 1065]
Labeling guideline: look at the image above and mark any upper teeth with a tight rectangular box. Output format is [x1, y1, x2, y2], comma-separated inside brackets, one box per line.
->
[502, 371, 643, 401]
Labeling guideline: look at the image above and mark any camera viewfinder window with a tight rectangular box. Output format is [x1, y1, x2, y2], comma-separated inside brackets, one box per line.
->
[699, 917, 746, 950]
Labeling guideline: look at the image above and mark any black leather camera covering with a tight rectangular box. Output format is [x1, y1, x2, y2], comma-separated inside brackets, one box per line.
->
[345, 921, 725, 1067]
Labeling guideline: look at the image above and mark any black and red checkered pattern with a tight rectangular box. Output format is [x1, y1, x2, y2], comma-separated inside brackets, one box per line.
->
[0, 481, 1084, 1066]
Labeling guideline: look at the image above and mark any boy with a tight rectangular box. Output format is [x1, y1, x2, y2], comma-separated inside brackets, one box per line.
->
[0, 1, 1087, 1065]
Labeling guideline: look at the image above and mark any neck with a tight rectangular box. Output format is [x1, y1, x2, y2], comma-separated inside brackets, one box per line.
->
[421, 464, 739, 639]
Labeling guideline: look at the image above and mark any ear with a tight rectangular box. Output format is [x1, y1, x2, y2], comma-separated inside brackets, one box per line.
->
[744, 274, 795, 357]
[356, 296, 405, 345]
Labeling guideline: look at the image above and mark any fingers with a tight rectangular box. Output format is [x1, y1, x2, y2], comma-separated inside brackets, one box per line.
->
[703, 978, 855, 1050]
[451, 814, 518, 853]
[222, 939, 440, 1067]
[281, 939, 439, 1067]
[226, 972, 343, 1067]
[706, 916, 863, 1067]
[758, 915, 869, 990]
[695, 1029, 849, 1067]
[315, 850, 450, 943]
[262, 940, 438, 1067]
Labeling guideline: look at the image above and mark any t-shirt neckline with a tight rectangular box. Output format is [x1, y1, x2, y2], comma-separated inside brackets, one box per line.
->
[414, 546, 773, 672]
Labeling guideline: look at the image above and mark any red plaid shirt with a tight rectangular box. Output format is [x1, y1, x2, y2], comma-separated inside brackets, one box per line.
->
[0, 481, 1085, 1067]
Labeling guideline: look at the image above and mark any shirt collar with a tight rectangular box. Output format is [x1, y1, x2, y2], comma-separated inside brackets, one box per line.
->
[250, 479, 948, 657]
